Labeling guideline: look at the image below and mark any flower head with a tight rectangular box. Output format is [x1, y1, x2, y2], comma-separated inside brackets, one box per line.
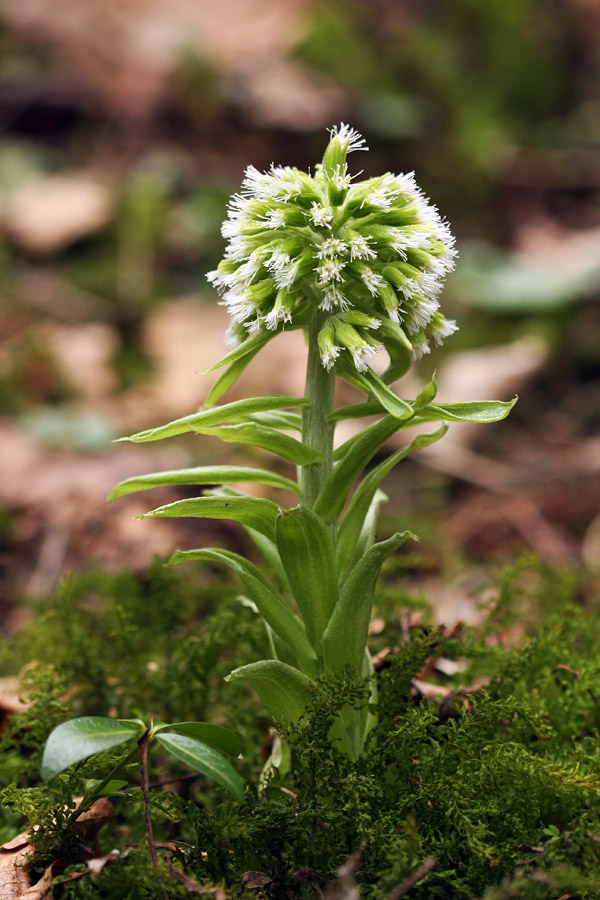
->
[207, 124, 457, 371]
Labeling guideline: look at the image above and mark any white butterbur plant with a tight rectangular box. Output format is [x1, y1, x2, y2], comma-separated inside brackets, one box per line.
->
[109, 126, 515, 760]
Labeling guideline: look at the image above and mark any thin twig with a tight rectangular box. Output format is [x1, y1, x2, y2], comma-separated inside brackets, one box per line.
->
[138, 732, 157, 864]
[118, 772, 200, 792]
[138, 731, 169, 900]
[385, 856, 437, 900]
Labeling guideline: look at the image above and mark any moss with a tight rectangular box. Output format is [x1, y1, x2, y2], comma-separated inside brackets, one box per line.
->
[1, 558, 600, 898]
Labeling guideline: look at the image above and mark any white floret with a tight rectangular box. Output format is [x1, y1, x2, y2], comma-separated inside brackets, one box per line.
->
[348, 235, 376, 261]
[264, 306, 292, 330]
[410, 339, 431, 360]
[431, 318, 458, 344]
[274, 260, 299, 289]
[317, 259, 345, 284]
[352, 343, 379, 372]
[361, 268, 385, 296]
[329, 123, 368, 154]
[309, 203, 334, 228]
[319, 286, 350, 312]
[224, 290, 257, 324]
[321, 345, 340, 371]
[317, 238, 348, 259]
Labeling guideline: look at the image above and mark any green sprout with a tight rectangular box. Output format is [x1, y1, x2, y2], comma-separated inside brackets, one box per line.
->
[109, 125, 515, 760]
[41, 716, 243, 863]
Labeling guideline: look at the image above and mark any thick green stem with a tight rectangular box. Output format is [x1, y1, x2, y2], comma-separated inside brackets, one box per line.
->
[301, 312, 336, 511]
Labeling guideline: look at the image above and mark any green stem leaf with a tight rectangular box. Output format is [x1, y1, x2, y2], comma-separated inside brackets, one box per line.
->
[322, 531, 418, 675]
[108, 465, 299, 503]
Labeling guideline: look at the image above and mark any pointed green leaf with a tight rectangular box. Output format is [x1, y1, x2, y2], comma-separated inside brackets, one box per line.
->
[323, 532, 418, 675]
[139, 495, 279, 539]
[108, 465, 299, 503]
[169, 547, 318, 677]
[242, 527, 291, 589]
[314, 416, 406, 523]
[336, 426, 447, 578]
[339, 488, 388, 582]
[205, 335, 271, 406]
[41, 717, 143, 781]
[353, 367, 413, 420]
[202, 330, 272, 375]
[242, 411, 303, 431]
[192, 423, 321, 466]
[83, 778, 128, 797]
[117, 396, 310, 444]
[413, 373, 438, 411]
[226, 660, 313, 726]
[156, 732, 244, 801]
[328, 401, 382, 422]
[414, 398, 517, 424]
[330, 395, 517, 426]
[154, 722, 241, 758]
[275, 507, 338, 648]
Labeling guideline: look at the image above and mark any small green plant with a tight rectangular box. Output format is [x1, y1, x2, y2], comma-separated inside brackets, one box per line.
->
[41, 716, 243, 863]
[109, 125, 515, 758]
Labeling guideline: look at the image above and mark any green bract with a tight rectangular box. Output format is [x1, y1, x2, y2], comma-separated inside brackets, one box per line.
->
[207, 124, 457, 370]
[112, 125, 515, 760]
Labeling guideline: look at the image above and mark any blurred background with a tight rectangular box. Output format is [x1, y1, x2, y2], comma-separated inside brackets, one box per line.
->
[0, 0, 599, 623]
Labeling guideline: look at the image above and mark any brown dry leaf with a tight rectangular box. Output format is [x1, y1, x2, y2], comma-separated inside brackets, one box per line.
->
[0, 679, 30, 716]
[0, 0, 308, 116]
[83, 850, 121, 876]
[2, 175, 114, 255]
[410, 679, 450, 698]
[72, 799, 114, 840]
[0, 834, 34, 900]
[236, 58, 344, 130]
[15, 866, 53, 900]
[240, 871, 272, 890]
[323, 848, 362, 900]
[169, 864, 226, 899]
[36, 323, 118, 403]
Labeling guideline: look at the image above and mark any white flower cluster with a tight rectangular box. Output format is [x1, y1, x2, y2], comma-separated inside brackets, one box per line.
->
[207, 124, 458, 372]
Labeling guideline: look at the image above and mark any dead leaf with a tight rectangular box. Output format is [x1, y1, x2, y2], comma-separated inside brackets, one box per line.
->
[0, 679, 30, 717]
[84, 850, 120, 876]
[0, 835, 30, 854]
[16, 866, 53, 900]
[236, 58, 343, 130]
[169, 864, 226, 899]
[385, 857, 437, 900]
[241, 871, 272, 890]
[323, 848, 363, 900]
[411, 679, 450, 699]
[3, 175, 113, 255]
[72, 798, 114, 840]
[0, 834, 33, 900]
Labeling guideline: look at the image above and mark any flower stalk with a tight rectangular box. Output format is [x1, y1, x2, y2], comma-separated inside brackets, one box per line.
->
[301, 309, 336, 510]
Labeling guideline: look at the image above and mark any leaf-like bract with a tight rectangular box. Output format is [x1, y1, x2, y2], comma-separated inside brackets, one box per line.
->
[275, 507, 338, 649]
[108, 465, 299, 502]
[314, 416, 406, 523]
[191, 423, 321, 465]
[169, 547, 318, 676]
[139, 495, 279, 539]
[336, 426, 447, 578]
[226, 660, 313, 725]
[323, 532, 417, 675]
[117, 395, 310, 443]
